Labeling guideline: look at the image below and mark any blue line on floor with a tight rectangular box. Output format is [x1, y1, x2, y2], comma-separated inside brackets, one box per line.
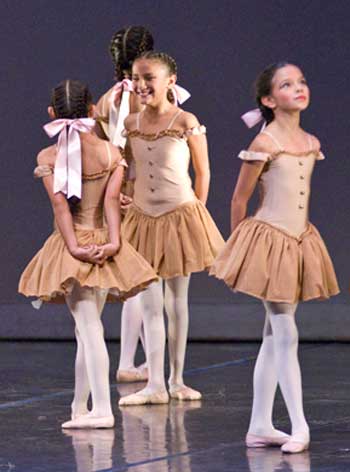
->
[0, 344, 324, 410]
[0, 353, 258, 410]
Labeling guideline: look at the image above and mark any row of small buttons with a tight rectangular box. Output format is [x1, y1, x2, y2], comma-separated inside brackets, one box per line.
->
[298, 159, 305, 209]
[148, 159, 155, 192]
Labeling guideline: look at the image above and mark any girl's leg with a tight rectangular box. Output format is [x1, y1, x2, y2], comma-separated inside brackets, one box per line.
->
[71, 327, 90, 419]
[246, 307, 289, 446]
[117, 294, 148, 382]
[265, 301, 310, 453]
[63, 284, 114, 428]
[70, 289, 107, 419]
[119, 279, 168, 405]
[164, 275, 201, 400]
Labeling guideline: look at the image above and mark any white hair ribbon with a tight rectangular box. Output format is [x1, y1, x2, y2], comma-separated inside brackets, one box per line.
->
[43, 118, 95, 200]
[109, 79, 133, 148]
[241, 108, 264, 128]
[171, 84, 191, 105]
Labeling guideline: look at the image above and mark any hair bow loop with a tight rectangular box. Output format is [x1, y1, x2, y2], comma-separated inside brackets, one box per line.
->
[43, 118, 95, 199]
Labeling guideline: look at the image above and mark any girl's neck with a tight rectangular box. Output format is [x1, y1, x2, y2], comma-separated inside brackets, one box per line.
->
[144, 101, 176, 119]
[272, 109, 302, 135]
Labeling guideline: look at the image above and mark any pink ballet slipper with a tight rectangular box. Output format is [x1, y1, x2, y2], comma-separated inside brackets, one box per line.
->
[281, 433, 310, 454]
[169, 384, 202, 401]
[118, 390, 169, 406]
[62, 414, 115, 429]
[246, 431, 290, 448]
[116, 367, 148, 383]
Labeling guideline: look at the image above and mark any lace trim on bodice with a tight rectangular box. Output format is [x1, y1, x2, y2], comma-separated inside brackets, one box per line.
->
[124, 125, 206, 142]
[239, 149, 324, 163]
[34, 158, 127, 181]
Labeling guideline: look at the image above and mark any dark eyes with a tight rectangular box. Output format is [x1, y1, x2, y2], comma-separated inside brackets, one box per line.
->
[132, 75, 155, 81]
[280, 78, 307, 88]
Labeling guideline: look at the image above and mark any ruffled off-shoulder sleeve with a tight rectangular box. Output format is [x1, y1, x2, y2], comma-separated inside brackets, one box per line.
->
[184, 125, 206, 138]
[238, 150, 271, 162]
[33, 164, 54, 178]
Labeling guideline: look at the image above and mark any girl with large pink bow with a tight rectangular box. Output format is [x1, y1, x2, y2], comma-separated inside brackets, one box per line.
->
[118, 51, 224, 406]
[18, 79, 157, 429]
[95, 26, 155, 386]
[210, 62, 339, 453]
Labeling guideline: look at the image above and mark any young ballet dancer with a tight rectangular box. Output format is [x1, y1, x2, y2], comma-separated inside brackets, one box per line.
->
[118, 51, 224, 405]
[18, 79, 157, 428]
[95, 26, 155, 384]
[210, 62, 339, 453]
[96, 27, 191, 384]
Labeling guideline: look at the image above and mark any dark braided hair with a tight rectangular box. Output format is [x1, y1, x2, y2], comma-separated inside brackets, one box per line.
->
[135, 51, 177, 103]
[137, 50, 177, 75]
[255, 61, 293, 125]
[51, 79, 92, 119]
[50, 80, 93, 211]
[110, 26, 154, 81]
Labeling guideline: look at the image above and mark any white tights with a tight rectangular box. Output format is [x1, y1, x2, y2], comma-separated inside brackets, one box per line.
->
[138, 276, 191, 393]
[118, 294, 146, 371]
[65, 284, 112, 418]
[248, 302, 309, 438]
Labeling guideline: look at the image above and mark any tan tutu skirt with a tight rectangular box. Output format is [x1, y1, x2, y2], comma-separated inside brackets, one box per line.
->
[210, 218, 339, 303]
[18, 227, 158, 303]
[122, 200, 225, 279]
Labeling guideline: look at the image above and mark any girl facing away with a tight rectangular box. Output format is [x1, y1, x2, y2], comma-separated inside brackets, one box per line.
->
[18, 80, 157, 429]
[118, 51, 225, 405]
[95, 26, 155, 384]
[211, 62, 339, 453]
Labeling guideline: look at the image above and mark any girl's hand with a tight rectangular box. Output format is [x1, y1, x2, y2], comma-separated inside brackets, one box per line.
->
[94, 243, 120, 265]
[120, 192, 133, 211]
[70, 245, 105, 264]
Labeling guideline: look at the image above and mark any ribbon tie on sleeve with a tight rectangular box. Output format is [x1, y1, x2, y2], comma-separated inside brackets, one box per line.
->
[43, 118, 95, 200]
[109, 79, 133, 148]
[241, 108, 264, 128]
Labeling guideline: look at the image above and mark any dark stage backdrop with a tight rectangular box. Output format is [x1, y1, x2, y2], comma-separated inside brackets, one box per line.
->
[2, 0, 350, 307]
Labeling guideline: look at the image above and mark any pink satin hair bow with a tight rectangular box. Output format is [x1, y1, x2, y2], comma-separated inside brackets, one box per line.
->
[109, 79, 134, 107]
[171, 84, 191, 105]
[43, 118, 95, 200]
[241, 108, 264, 128]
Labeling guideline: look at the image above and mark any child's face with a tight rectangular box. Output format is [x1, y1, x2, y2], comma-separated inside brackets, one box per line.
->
[264, 65, 310, 114]
[132, 59, 175, 106]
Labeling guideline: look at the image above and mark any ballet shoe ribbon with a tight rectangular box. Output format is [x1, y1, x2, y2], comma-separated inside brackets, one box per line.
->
[171, 84, 191, 105]
[43, 118, 95, 199]
[109, 79, 133, 148]
[241, 108, 264, 128]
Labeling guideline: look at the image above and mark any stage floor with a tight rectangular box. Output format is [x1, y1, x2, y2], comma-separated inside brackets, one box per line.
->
[0, 341, 349, 471]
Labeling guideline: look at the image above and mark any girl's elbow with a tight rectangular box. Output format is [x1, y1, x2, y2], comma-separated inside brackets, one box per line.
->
[231, 194, 248, 209]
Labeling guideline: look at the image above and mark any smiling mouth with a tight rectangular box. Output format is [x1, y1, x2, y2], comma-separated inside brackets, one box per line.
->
[137, 90, 152, 98]
[295, 96, 307, 101]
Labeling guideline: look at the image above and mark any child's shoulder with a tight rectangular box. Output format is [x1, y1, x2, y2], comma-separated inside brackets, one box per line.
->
[124, 112, 138, 130]
[306, 133, 321, 151]
[177, 110, 200, 129]
[37, 145, 56, 166]
[248, 132, 277, 154]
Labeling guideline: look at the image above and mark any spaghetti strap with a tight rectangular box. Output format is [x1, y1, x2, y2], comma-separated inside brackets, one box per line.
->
[167, 110, 183, 129]
[105, 142, 112, 170]
[136, 112, 141, 131]
[261, 130, 284, 152]
[307, 134, 313, 151]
